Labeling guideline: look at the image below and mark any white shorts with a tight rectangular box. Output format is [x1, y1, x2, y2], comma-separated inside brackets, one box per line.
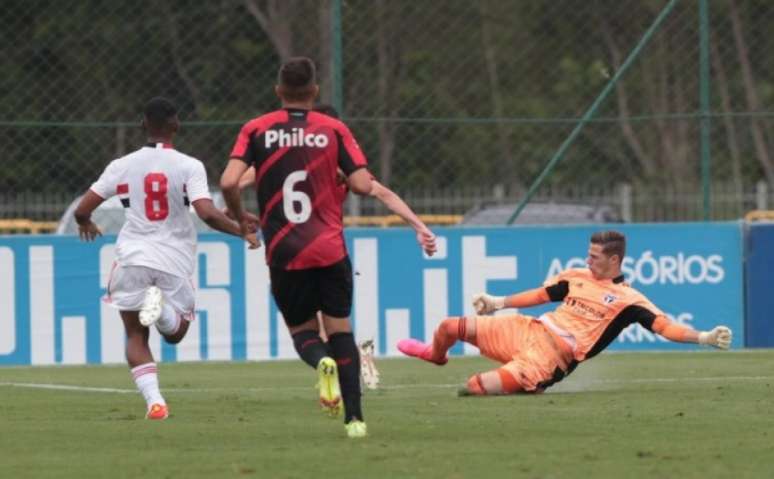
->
[103, 263, 195, 316]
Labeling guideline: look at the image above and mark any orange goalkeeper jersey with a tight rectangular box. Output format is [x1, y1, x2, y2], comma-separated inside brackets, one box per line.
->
[541, 268, 666, 361]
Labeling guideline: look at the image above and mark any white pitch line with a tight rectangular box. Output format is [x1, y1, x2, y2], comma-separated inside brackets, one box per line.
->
[0, 382, 136, 394]
[0, 382, 457, 394]
[597, 375, 773, 384]
[0, 375, 772, 395]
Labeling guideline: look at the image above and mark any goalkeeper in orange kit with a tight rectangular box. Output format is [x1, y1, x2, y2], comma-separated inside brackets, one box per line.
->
[398, 230, 733, 395]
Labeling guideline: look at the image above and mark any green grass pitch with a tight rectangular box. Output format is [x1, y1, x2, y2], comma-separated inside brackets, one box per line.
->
[1, 351, 773, 478]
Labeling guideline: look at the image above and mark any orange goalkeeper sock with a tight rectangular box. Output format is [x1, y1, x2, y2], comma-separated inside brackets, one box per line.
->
[431, 317, 467, 362]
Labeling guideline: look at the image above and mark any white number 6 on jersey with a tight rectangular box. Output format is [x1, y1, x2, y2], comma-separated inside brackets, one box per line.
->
[282, 170, 312, 223]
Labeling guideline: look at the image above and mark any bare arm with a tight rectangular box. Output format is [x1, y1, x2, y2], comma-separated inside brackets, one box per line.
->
[503, 287, 551, 308]
[348, 169, 437, 256]
[192, 198, 259, 248]
[369, 180, 427, 232]
[651, 315, 699, 343]
[651, 315, 731, 349]
[220, 159, 249, 220]
[347, 168, 374, 196]
[472, 286, 549, 314]
[219, 165, 259, 223]
[238, 167, 257, 191]
[74, 190, 105, 241]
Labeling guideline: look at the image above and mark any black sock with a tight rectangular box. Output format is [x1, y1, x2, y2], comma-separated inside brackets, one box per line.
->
[292, 330, 329, 369]
[328, 332, 363, 423]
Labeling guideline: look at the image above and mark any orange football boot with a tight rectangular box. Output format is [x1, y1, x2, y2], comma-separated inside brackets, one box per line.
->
[146, 403, 169, 420]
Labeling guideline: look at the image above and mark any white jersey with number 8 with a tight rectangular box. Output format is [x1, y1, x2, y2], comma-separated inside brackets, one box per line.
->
[90, 143, 211, 278]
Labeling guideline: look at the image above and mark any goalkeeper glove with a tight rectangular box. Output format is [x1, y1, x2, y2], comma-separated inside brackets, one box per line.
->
[472, 293, 506, 315]
[698, 326, 732, 350]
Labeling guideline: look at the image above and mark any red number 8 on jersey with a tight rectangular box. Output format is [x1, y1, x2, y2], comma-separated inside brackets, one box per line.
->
[144, 173, 169, 221]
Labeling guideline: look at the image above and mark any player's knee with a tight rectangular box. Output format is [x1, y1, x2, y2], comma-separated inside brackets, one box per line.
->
[438, 317, 458, 338]
[439, 316, 470, 341]
[162, 318, 189, 344]
[163, 333, 183, 345]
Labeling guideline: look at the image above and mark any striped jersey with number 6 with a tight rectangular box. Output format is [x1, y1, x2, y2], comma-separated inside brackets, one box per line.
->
[89, 143, 212, 278]
[230, 108, 368, 270]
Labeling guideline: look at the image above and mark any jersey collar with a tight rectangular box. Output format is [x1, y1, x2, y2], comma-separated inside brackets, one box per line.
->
[145, 142, 174, 149]
[612, 274, 625, 284]
[284, 108, 309, 120]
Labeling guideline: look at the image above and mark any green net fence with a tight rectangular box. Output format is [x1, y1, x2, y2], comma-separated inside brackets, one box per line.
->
[2, 0, 774, 224]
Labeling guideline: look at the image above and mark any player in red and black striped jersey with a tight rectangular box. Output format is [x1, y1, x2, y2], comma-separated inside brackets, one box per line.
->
[221, 57, 436, 438]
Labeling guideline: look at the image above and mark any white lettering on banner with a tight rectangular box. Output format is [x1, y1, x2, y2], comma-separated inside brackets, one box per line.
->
[546, 258, 586, 279]
[618, 312, 695, 343]
[353, 239, 379, 352]
[99, 245, 125, 364]
[29, 246, 55, 365]
[184, 242, 232, 361]
[386, 309, 410, 355]
[148, 327, 163, 361]
[183, 289, 231, 361]
[264, 128, 329, 148]
[547, 253, 726, 285]
[423, 269, 448, 343]
[623, 253, 725, 285]
[618, 323, 664, 343]
[425, 236, 447, 260]
[245, 243, 270, 360]
[276, 311, 295, 359]
[462, 236, 517, 355]
[61, 316, 86, 364]
[176, 311, 201, 361]
[0, 247, 15, 355]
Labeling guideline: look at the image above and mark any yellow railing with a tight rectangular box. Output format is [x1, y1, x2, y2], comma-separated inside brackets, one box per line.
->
[343, 214, 462, 227]
[0, 219, 59, 234]
[744, 210, 774, 222]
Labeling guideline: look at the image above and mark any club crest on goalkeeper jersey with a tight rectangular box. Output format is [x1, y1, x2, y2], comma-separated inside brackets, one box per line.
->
[542, 268, 665, 361]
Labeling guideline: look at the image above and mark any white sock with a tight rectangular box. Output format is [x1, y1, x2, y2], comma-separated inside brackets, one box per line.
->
[131, 362, 165, 407]
[155, 303, 181, 336]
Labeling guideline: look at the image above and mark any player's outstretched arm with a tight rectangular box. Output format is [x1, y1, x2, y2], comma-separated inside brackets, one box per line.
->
[74, 190, 104, 242]
[651, 316, 732, 350]
[698, 326, 733, 349]
[472, 287, 550, 315]
[237, 167, 256, 191]
[220, 159, 255, 238]
[348, 169, 437, 256]
[220, 159, 249, 218]
[192, 198, 260, 249]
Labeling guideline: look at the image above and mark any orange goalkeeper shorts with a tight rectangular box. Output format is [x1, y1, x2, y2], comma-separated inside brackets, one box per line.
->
[474, 314, 575, 392]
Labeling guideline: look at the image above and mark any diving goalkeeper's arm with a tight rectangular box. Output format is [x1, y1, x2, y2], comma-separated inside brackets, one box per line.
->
[472, 290, 732, 349]
[472, 287, 551, 315]
[650, 316, 733, 349]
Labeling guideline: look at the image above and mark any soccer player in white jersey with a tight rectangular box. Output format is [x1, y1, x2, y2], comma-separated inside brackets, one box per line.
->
[74, 97, 259, 420]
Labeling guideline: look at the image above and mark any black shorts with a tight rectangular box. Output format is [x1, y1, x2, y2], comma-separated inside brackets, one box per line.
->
[269, 256, 353, 327]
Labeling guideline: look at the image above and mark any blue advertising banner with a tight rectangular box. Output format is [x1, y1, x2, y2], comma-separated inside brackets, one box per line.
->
[0, 223, 743, 365]
[745, 223, 774, 348]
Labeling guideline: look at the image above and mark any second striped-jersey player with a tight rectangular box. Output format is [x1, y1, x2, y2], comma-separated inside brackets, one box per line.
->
[221, 56, 435, 438]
